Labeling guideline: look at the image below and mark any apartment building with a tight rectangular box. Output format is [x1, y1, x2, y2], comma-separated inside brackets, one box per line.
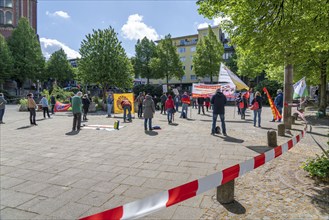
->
[150, 25, 235, 87]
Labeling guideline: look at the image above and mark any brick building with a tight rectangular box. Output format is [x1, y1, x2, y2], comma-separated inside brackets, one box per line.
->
[0, 0, 37, 38]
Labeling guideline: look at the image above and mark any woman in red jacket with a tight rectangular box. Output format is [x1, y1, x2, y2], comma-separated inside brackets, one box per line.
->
[165, 95, 175, 124]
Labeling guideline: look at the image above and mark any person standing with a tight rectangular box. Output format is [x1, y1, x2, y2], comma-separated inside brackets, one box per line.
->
[136, 92, 145, 118]
[197, 96, 205, 115]
[50, 94, 56, 114]
[107, 93, 114, 118]
[121, 99, 132, 122]
[27, 93, 37, 126]
[71, 91, 83, 131]
[252, 91, 263, 127]
[235, 92, 242, 115]
[272, 89, 283, 122]
[0, 93, 7, 124]
[205, 96, 211, 112]
[143, 94, 155, 131]
[249, 88, 254, 106]
[165, 95, 175, 124]
[160, 93, 167, 114]
[40, 95, 51, 119]
[240, 93, 248, 119]
[82, 94, 91, 121]
[211, 89, 227, 136]
[174, 94, 180, 112]
[180, 92, 190, 118]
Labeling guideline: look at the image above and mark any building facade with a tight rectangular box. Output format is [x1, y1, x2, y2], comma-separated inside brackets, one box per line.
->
[0, 0, 37, 38]
[150, 25, 235, 87]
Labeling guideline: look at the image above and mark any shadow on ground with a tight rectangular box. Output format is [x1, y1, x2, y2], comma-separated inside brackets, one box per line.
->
[221, 200, 246, 214]
[218, 135, 244, 143]
[65, 130, 80, 135]
[17, 125, 33, 130]
[246, 145, 272, 154]
[145, 130, 158, 136]
[169, 123, 179, 126]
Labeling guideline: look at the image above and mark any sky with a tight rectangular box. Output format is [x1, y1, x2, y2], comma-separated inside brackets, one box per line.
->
[38, 0, 222, 60]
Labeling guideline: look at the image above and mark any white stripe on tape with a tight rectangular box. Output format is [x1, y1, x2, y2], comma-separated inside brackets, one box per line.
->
[281, 143, 289, 153]
[196, 171, 223, 195]
[265, 149, 275, 163]
[239, 158, 254, 176]
[122, 191, 169, 220]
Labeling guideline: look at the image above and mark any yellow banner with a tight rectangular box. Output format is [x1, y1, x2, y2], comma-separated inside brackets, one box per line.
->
[113, 93, 135, 114]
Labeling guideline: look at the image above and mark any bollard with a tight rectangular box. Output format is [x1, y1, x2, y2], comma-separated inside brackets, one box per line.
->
[267, 130, 277, 147]
[217, 179, 235, 204]
[278, 124, 285, 136]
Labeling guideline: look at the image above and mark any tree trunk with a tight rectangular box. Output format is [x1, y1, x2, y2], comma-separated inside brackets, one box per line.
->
[284, 64, 293, 129]
[166, 74, 169, 85]
[210, 75, 213, 83]
[147, 77, 150, 85]
[319, 60, 327, 114]
[102, 85, 107, 103]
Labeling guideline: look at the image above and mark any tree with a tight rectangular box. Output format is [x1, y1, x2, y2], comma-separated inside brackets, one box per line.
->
[0, 35, 13, 89]
[78, 27, 134, 100]
[46, 49, 74, 86]
[150, 34, 184, 85]
[134, 37, 157, 84]
[193, 26, 224, 83]
[197, 0, 329, 123]
[7, 18, 45, 90]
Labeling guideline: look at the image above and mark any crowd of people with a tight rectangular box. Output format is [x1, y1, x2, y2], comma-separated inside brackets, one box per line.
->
[0, 88, 287, 136]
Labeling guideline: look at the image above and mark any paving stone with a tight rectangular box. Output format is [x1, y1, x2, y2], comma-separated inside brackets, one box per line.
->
[90, 181, 119, 193]
[12, 181, 50, 194]
[77, 191, 113, 207]
[136, 169, 160, 178]
[56, 188, 91, 203]
[0, 176, 27, 189]
[121, 176, 147, 186]
[17, 196, 48, 210]
[171, 205, 205, 219]
[37, 185, 70, 198]
[71, 178, 99, 189]
[49, 202, 90, 219]
[0, 207, 38, 219]
[0, 189, 36, 207]
[47, 175, 80, 186]
[28, 198, 68, 215]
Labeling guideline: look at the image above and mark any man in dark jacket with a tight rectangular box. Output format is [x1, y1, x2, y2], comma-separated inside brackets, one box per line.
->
[211, 89, 227, 136]
[160, 93, 167, 114]
[197, 97, 205, 115]
[50, 95, 56, 114]
[272, 89, 283, 122]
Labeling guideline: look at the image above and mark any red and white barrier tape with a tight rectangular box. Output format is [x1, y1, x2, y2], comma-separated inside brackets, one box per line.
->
[80, 126, 307, 220]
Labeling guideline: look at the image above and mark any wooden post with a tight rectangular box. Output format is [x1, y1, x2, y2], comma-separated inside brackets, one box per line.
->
[289, 115, 295, 125]
[217, 180, 235, 204]
[284, 64, 293, 129]
[267, 130, 277, 147]
[278, 124, 285, 136]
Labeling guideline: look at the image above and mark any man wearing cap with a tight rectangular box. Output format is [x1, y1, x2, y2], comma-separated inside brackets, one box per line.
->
[72, 91, 82, 131]
[211, 89, 227, 136]
[272, 89, 283, 122]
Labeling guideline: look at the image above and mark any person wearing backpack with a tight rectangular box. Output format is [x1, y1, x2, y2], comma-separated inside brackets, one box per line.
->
[251, 91, 263, 127]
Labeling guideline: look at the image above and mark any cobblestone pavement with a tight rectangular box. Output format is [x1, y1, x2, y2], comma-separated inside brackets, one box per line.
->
[0, 104, 328, 219]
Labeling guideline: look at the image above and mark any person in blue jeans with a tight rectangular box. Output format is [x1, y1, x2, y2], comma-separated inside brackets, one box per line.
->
[272, 89, 283, 122]
[251, 91, 263, 127]
[211, 89, 227, 136]
[121, 99, 132, 122]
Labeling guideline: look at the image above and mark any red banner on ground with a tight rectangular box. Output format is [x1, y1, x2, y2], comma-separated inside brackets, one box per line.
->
[263, 87, 282, 120]
[54, 101, 71, 112]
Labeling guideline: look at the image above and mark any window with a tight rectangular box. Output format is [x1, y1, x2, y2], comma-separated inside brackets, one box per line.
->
[0, 0, 4, 7]
[181, 76, 186, 81]
[190, 65, 193, 70]
[0, 11, 4, 25]
[190, 75, 197, 80]
[5, 0, 12, 7]
[180, 56, 186, 62]
[180, 39, 185, 45]
[190, 46, 196, 52]
[178, 47, 186, 53]
[5, 11, 12, 24]
[190, 55, 193, 60]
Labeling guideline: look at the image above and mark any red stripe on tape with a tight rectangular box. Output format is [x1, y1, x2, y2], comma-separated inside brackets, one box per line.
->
[254, 154, 265, 169]
[288, 139, 293, 149]
[166, 180, 198, 207]
[296, 135, 300, 142]
[274, 146, 282, 158]
[222, 164, 240, 185]
[79, 206, 123, 220]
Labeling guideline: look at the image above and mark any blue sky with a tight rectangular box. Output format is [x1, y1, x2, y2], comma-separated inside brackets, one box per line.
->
[38, 0, 221, 59]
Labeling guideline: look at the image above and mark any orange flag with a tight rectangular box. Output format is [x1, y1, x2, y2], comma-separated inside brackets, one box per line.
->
[263, 87, 282, 120]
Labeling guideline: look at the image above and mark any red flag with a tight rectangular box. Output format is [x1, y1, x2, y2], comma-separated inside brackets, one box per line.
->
[263, 87, 282, 120]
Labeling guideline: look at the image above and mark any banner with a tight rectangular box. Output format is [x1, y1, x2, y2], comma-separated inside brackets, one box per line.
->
[162, 84, 168, 93]
[192, 83, 235, 100]
[113, 93, 135, 114]
[219, 63, 249, 90]
[54, 101, 71, 112]
[263, 87, 282, 120]
[293, 77, 308, 99]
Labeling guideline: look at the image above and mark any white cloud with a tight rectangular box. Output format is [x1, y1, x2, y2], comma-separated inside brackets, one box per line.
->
[197, 16, 232, 29]
[46, 10, 70, 19]
[40, 38, 81, 59]
[121, 14, 159, 41]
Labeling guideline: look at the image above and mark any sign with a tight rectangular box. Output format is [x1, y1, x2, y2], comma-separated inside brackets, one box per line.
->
[113, 93, 135, 114]
[192, 83, 235, 100]
[173, 89, 179, 95]
[162, 84, 168, 93]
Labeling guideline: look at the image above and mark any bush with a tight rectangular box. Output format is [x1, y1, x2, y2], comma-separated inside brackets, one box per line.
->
[51, 85, 74, 103]
[133, 84, 163, 97]
[302, 150, 329, 182]
[19, 98, 28, 107]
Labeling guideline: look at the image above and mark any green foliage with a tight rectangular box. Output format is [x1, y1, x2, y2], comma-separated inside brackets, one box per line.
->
[134, 37, 158, 84]
[254, 79, 283, 105]
[50, 85, 73, 103]
[0, 35, 14, 84]
[133, 84, 163, 98]
[78, 26, 134, 100]
[7, 18, 45, 87]
[41, 89, 50, 102]
[150, 34, 184, 84]
[193, 26, 224, 82]
[302, 151, 329, 182]
[46, 49, 74, 85]
[19, 98, 28, 107]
